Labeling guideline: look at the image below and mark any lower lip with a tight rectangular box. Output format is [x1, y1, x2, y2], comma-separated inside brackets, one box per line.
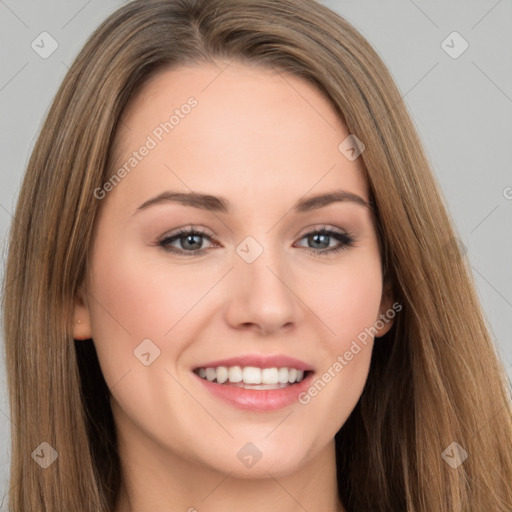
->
[193, 372, 314, 411]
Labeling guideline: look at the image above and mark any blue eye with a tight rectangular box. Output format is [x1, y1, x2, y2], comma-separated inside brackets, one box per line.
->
[157, 227, 217, 255]
[157, 225, 355, 256]
[295, 227, 355, 255]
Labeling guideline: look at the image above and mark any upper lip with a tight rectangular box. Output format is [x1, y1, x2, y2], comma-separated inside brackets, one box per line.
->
[193, 354, 314, 372]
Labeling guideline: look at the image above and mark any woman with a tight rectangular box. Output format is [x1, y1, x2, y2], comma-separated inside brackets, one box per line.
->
[2, 0, 512, 510]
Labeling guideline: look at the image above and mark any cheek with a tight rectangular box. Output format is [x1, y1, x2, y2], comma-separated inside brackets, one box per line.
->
[90, 218, 199, 328]
[85, 237, 182, 382]
[86, 233, 228, 381]
[295, 256, 382, 411]
[302, 254, 383, 346]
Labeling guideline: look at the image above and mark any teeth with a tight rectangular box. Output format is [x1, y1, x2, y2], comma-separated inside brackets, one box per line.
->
[278, 367, 289, 384]
[216, 366, 229, 384]
[195, 365, 308, 385]
[262, 367, 279, 384]
[228, 366, 242, 383]
[243, 367, 261, 384]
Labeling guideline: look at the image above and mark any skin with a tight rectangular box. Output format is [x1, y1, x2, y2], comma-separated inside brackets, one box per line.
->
[73, 61, 394, 512]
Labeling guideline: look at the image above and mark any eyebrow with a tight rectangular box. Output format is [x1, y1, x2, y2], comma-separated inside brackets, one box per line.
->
[134, 189, 373, 215]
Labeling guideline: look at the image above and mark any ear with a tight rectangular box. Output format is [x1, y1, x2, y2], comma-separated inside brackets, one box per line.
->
[73, 282, 93, 340]
[374, 278, 396, 338]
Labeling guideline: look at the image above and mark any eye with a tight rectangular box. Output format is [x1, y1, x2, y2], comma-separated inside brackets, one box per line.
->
[156, 225, 356, 256]
[157, 226, 218, 255]
[294, 226, 356, 256]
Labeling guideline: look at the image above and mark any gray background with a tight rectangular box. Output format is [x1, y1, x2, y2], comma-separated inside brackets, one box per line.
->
[0, 0, 511, 506]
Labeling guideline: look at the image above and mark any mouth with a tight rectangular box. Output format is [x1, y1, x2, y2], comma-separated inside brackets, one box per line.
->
[191, 355, 315, 411]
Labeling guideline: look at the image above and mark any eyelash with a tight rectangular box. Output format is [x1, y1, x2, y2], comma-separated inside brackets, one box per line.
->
[156, 225, 356, 257]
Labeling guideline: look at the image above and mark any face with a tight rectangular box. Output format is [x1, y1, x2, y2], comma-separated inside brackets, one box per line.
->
[74, 61, 394, 478]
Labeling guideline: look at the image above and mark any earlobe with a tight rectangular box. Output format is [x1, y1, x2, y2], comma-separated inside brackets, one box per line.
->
[73, 284, 92, 340]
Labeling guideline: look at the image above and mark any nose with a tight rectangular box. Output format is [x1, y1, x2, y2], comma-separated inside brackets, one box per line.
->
[223, 242, 299, 336]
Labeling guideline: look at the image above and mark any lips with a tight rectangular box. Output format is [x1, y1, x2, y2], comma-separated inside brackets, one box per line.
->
[191, 354, 315, 411]
[192, 354, 314, 372]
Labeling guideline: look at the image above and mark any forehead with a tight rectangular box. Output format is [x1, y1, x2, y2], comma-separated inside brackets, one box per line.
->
[106, 61, 369, 215]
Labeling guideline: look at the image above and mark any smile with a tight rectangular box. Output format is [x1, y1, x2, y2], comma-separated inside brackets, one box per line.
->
[192, 355, 315, 411]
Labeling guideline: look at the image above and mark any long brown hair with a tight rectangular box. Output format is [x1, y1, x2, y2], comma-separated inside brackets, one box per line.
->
[3, 1, 512, 510]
